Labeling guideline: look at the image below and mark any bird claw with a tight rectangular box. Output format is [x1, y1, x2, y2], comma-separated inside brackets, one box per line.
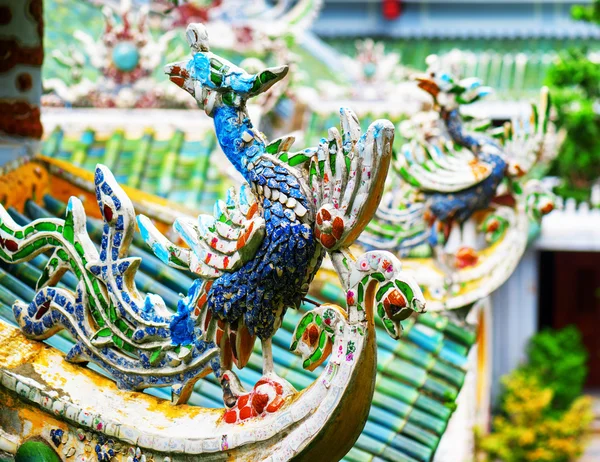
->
[222, 375, 294, 424]
[260, 372, 296, 397]
[220, 370, 246, 408]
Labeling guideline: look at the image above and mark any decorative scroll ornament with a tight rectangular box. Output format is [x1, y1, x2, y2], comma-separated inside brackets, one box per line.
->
[359, 66, 563, 310]
[84, 0, 322, 46]
[297, 38, 428, 119]
[0, 23, 424, 461]
[165, 0, 323, 53]
[43, 0, 188, 108]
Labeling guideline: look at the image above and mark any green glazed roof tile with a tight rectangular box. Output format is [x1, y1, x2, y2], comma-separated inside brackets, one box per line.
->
[344, 447, 376, 462]
[414, 394, 452, 422]
[42, 127, 222, 213]
[401, 422, 440, 450]
[429, 360, 466, 388]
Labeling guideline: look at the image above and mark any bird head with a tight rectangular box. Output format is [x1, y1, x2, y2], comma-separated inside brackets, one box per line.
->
[413, 72, 493, 111]
[165, 23, 289, 116]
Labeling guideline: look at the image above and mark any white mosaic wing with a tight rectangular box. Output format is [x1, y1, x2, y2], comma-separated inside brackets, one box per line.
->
[138, 184, 265, 278]
[309, 108, 394, 251]
[395, 138, 494, 193]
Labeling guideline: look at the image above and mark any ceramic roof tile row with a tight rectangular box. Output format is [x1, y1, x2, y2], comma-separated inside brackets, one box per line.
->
[0, 186, 476, 461]
[41, 127, 225, 213]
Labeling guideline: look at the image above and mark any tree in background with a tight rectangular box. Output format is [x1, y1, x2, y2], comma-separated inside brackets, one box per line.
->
[477, 326, 592, 462]
[546, 0, 600, 201]
[477, 371, 592, 462]
[522, 326, 589, 413]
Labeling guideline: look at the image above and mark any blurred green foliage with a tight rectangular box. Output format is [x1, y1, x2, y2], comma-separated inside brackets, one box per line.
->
[546, 0, 600, 200]
[572, 0, 600, 23]
[477, 326, 592, 462]
[477, 371, 592, 462]
[523, 325, 589, 412]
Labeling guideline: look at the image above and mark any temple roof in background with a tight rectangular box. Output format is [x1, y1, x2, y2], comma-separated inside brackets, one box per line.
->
[311, 0, 600, 99]
[41, 125, 224, 213]
[43, 0, 600, 105]
[312, 0, 600, 39]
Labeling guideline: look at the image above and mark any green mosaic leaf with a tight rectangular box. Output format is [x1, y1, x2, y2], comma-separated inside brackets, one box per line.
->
[112, 335, 124, 349]
[288, 154, 310, 167]
[63, 214, 74, 243]
[35, 221, 58, 233]
[149, 349, 162, 365]
[108, 304, 117, 323]
[95, 327, 112, 337]
[15, 440, 61, 462]
[395, 281, 414, 305]
[372, 272, 385, 282]
[266, 139, 283, 154]
[376, 282, 394, 302]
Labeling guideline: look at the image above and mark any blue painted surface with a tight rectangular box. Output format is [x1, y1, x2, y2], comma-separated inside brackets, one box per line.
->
[197, 90, 329, 338]
[170, 299, 196, 346]
[426, 109, 506, 225]
[212, 105, 262, 182]
[189, 53, 254, 93]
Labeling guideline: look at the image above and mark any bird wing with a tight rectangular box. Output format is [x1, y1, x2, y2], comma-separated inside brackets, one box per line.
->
[309, 108, 394, 251]
[360, 189, 430, 253]
[137, 184, 265, 279]
[501, 87, 556, 176]
[395, 137, 494, 193]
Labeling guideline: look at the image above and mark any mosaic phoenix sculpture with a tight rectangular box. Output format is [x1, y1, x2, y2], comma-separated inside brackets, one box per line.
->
[360, 69, 560, 308]
[0, 23, 424, 461]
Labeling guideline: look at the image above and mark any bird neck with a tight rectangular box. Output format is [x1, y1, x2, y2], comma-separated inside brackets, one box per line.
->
[212, 104, 265, 183]
[441, 107, 481, 153]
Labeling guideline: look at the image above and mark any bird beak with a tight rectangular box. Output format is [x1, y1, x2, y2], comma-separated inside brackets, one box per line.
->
[164, 60, 195, 97]
[412, 73, 440, 98]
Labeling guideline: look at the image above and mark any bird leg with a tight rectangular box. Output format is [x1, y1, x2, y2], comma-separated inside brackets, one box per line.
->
[432, 244, 456, 287]
[428, 219, 459, 295]
[429, 219, 454, 276]
[260, 337, 296, 399]
[444, 221, 462, 255]
[215, 321, 245, 408]
[220, 370, 245, 408]
[262, 337, 275, 376]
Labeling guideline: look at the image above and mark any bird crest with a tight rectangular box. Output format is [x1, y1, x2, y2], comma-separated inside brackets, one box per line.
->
[165, 23, 288, 113]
